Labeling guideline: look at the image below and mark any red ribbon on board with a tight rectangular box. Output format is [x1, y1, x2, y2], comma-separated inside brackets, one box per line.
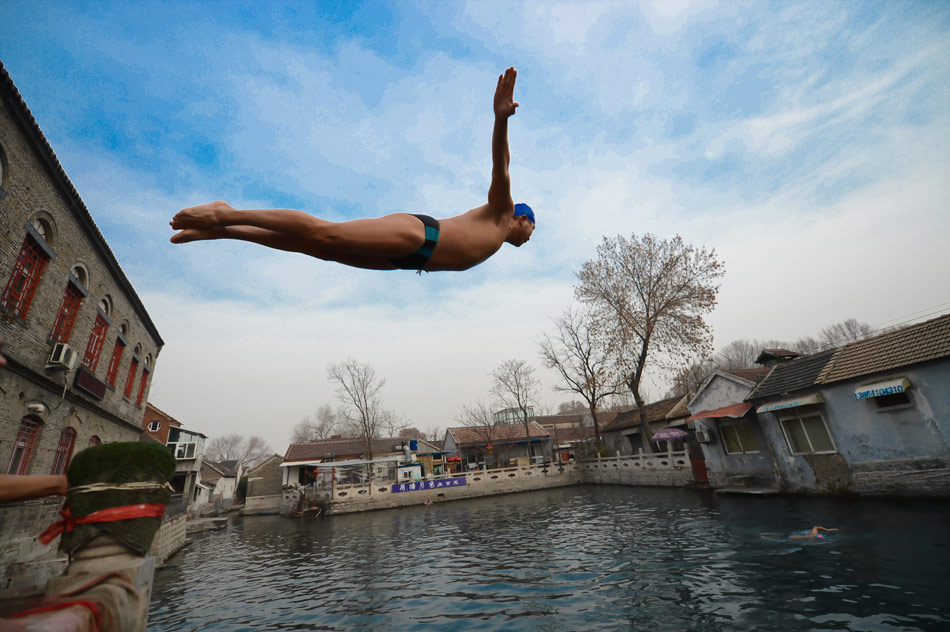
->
[39, 503, 167, 545]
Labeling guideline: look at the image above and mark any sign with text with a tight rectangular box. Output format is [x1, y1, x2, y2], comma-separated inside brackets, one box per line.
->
[392, 477, 467, 493]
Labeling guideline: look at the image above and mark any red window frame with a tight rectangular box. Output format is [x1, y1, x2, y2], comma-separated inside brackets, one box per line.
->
[124, 356, 139, 399]
[50, 281, 84, 344]
[136, 366, 150, 407]
[88, 435, 102, 447]
[50, 428, 77, 475]
[82, 313, 110, 370]
[106, 338, 126, 387]
[7, 418, 41, 475]
[1, 235, 50, 320]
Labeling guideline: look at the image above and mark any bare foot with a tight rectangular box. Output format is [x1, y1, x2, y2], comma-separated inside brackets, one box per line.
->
[170, 227, 225, 244]
[170, 201, 234, 230]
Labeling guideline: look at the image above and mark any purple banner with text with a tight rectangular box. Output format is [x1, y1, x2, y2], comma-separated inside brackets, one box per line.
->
[392, 477, 467, 493]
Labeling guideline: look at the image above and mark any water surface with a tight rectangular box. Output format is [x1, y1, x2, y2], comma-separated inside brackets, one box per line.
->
[149, 486, 950, 631]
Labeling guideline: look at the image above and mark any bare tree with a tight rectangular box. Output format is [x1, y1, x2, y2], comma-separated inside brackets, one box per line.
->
[576, 233, 724, 453]
[454, 399, 504, 468]
[557, 401, 588, 414]
[789, 336, 820, 354]
[327, 359, 389, 460]
[666, 354, 715, 398]
[491, 359, 541, 459]
[398, 426, 427, 440]
[819, 318, 873, 348]
[205, 433, 273, 470]
[539, 307, 622, 448]
[290, 404, 340, 444]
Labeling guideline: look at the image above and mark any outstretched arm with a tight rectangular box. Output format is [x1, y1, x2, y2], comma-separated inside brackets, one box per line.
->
[487, 67, 519, 216]
[0, 475, 68, 503]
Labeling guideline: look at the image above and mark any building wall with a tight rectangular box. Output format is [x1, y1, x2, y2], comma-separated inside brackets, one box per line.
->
[1, 69, 163, 590]
[1, 73, 162, 474]
[688, 375, 777, 489]
[690, 374, 753, 412]
[142, 404, 179, 445]
[147, 514, 187, 565]
[240, 455, 277, 515]
[0, 497, 65, 590]
[761, 360, 950, 496]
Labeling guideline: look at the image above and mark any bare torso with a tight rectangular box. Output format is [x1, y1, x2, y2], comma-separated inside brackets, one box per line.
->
[425, 204, 511, 271]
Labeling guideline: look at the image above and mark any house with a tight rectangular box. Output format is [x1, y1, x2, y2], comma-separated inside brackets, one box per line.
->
[601, 395, 690, 456]
[198, 459, 240, 513]
[142, 402, 180, 446]
[547, 424, 597, 461]
[0, 61, 163, 589]
[749, 315, 950, 496]
[685, 368, 774, 490]
[165, 425, 207, 517]
[243, 453, 284, 515]
[280, 436, 427, 488]
[443, 422, 553, 469]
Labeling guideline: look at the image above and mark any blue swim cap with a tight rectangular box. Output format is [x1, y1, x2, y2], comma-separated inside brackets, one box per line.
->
[514, 203, 535, 225]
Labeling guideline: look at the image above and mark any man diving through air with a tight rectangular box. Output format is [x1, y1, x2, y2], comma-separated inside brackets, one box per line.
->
[170, 67, 535, 273]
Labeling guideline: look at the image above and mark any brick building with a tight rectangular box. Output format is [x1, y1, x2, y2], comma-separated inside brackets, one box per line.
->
[0, 61, 163, 588]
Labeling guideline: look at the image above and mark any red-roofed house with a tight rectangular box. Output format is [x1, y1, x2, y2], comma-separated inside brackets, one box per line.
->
[444, 422, 552, 469]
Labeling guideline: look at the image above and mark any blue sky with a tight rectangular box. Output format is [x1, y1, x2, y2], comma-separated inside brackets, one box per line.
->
[2, 1, 949, 449]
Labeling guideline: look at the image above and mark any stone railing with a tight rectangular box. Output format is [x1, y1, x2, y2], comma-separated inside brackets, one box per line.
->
[577, 450, 694, 487]
[316, 460, 581, 501]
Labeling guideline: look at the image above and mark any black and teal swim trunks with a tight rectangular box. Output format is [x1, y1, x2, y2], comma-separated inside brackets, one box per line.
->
[388, 214, 440, 272]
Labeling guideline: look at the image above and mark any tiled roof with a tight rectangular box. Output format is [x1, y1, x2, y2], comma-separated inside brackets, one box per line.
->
[202, 460, 236, 479]
[536, 413, 586, 426]
[816, 314, 950, 384]
[606, 396, 690, 432]
[284, 437, 406, 462]
[749, 350, 836, 400]
[720, 367, 773, 383]
[0, 62, 163, 345]
[550, 426, 596, 442]
[446, 422, 550, 446]
[219, 459, 240, 473]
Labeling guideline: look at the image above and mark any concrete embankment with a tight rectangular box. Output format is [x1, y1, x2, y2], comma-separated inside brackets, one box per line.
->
[282, 451, 695, 516]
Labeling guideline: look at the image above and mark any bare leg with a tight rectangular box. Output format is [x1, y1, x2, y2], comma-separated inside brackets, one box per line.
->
[171, 202, 426, 259]
[173, 226, 398, 270]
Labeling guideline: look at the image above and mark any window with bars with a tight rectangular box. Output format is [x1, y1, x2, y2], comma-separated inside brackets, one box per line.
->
[124, 356, 139, 399]
[1, 235, 50, 319]
[51, 428, 77, 475]
[7, 418, 41, 474]
[50, 281, 85, 343]
[82, 313, 110, 370]
[106, 338, 126, 386]
[136, 366, 150, 407]
[720, 419, 760, 454]
[778, 408, 836, 455]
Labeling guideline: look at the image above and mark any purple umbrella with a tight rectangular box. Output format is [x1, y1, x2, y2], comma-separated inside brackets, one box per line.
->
[652, 428, 688, 441]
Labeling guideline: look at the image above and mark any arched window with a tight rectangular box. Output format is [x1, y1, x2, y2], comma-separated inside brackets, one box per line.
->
[124, 347, 140, 399]
[136, 353, 152, 406]
[1, 230, 52, 320]
[147, 420, 161, 432]
[50, 276, 86, 343]
[82, 296, 113, 372]
[51, 428, 77, 475]
[6, 417, 42, 474]
[88, 435, 102, 447]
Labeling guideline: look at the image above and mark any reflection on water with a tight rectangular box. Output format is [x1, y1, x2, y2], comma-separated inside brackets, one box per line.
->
[149, 487, 950, 631]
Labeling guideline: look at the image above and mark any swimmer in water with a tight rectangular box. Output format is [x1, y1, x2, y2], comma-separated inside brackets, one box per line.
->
[789, 526, 838, 540]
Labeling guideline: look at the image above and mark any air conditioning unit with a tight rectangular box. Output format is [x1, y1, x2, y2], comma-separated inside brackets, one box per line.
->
[695, 429, 713, 443]
[47, 343, 77, 370]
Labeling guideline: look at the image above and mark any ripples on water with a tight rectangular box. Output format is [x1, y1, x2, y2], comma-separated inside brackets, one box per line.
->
[149, 487, 950, 631]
